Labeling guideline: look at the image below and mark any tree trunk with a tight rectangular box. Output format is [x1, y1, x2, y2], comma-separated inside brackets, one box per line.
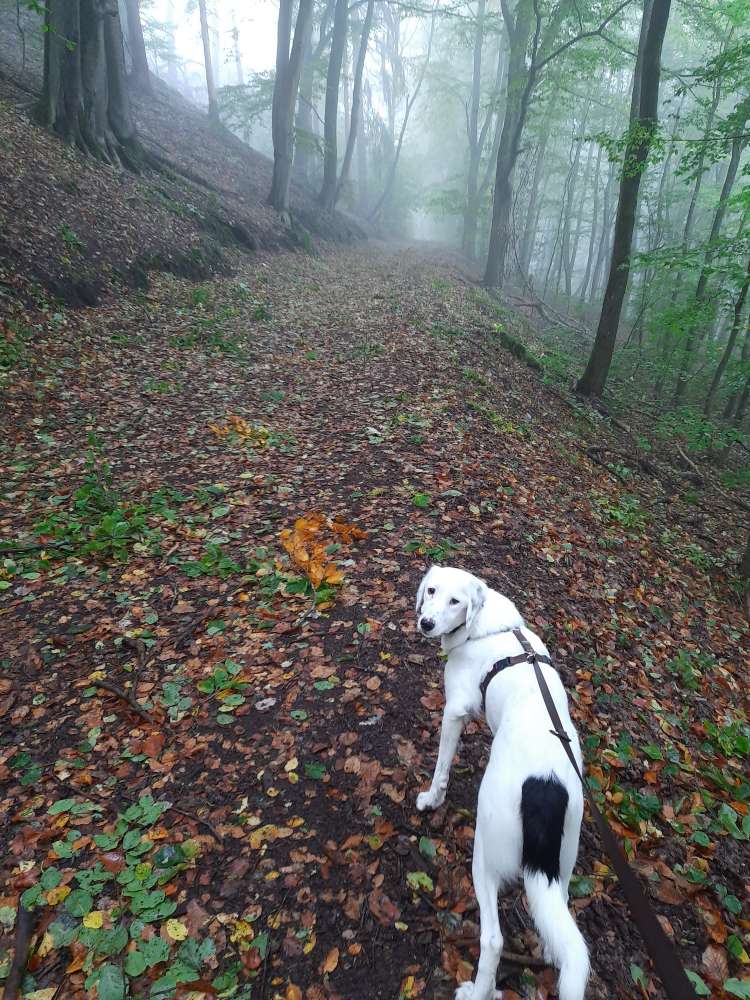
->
[483, 0, 534, 287]
[519, 131, 549, 278]
[462, 0, 486, 258]
[123, 0, 151, 93]
[231, 23, 244, 85]
[568, 131, 594, 293]
[318, 0, 349, 211]
[576, 0, 671, 398]
[740, 532, 750, 589]
[357, 79, 370, 212]
[704, 254, 750, 415]
[197, 0, 218, 121]
[293, 23, 315, 185]
[335, 0, 374, 207]
[673, 128, 748, 404]
[269, 0, 314, 214]
[578, 142, 602, 299]
[38, 0, 143, 169]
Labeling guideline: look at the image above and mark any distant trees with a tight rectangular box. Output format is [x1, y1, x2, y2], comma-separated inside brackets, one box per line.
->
[123, 0, 152, 94]
[37, 0, 144, 169]
[197, 0, 218, 121]
[269, 0, 313, 214]
[318, 0, 349, 210]
[577, 0, 672, 398]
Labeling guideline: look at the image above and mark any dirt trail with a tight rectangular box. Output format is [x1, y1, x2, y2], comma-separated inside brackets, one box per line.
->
[1, 242, 748, 1000]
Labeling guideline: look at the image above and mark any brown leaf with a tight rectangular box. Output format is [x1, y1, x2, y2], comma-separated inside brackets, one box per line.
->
[322, 946, 339, 973]
[701, 943, 729, 984]
[368, 888, 401, 926]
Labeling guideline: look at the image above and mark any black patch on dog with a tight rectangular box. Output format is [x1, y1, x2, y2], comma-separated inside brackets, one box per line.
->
[520, 775, 568, 884]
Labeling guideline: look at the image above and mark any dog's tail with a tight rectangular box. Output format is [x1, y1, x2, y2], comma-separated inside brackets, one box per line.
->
[524, 871, 589, 1000]
[521, 776, 589, 1000]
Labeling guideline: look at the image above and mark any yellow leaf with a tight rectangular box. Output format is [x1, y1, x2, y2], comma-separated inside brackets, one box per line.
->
[322, 946, 339, 973]
[284, 757, 298, 772]
[23, 990, 57, 1000]
[303, 931, 317, 954]
[46, 885, 71, 906]
[36, 931, 56, 959]
[230, 920, 255, 943]
[165, 918, 188, 941]
[82, 910, 104, 929]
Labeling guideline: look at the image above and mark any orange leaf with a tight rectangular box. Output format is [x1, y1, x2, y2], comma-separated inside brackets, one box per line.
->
[321, 946, 339, 974]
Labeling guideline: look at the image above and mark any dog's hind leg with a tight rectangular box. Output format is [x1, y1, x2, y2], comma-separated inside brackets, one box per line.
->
[455, 830, 503, 1000]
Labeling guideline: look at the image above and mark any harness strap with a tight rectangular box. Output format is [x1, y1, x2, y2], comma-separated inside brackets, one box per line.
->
[511, 629, 697, 1000]
[479, 639, 552, 713]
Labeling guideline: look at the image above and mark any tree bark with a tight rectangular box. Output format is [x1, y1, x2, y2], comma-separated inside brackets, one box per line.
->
[38, 0, 144, 170]
[318, 0, 349, 211]
[123, 0, 151, 94]
[197, 0, 218, 121]
[335, 0, 374, 207]
[269, 0, 314, 214]
[576, 0, 671, 398]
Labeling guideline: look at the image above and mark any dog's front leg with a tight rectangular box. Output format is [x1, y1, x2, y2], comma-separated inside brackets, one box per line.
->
[417, 709, 466, 811]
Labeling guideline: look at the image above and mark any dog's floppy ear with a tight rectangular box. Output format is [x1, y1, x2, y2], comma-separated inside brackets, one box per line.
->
[415, 568, 432, 614]
[465, 577, 488, 635]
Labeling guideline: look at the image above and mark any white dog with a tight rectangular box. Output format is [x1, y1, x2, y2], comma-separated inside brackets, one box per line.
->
[415, 566, 589, 1000]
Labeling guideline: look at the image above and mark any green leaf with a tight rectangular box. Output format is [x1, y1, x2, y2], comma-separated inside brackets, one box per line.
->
[142, 935, 170, 967]
[406, 871, 434, 892]
[722, 894, 742, 916]
[290, 709, 308, 722]
[691, 831, 711, 847]
[568, 875, 595, 898]
[98, 963, 126, 1000]
[418, 836, 436, 860]
[216, 713, 235, 726]
[686, 971, 711, 996]
[124, 948, 148, 977]
[630, 964, 648, 988]
[48, 797, 76, 815]
[727, 935, 747, 961]
[65, 889, 94, 917]
[412, 493, 430, 508]
[40, 867, 62, 890]
[304, 762, 327, 780]
[724, 980, 750, 999]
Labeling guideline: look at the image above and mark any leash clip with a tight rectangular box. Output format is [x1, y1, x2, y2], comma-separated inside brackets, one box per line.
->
[550, 728, 572, 744]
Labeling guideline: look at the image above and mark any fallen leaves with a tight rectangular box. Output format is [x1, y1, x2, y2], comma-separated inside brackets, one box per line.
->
[279, 512, 365, 588]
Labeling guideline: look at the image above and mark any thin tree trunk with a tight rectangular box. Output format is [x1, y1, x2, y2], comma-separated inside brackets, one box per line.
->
[357, 79, 370, 212]
[269, 0, 314, 214]
[369, 13, 436, 223]
[577, 0, 671, 398]
[123, 0, 151, 93]
[462, 0, 486, 258]
[197, 0, 218, 121]
[705, 254, 750, 415]
[335, 0, 374, 206]
[568, 133, 595, 291]
[578, 143, 603, 299]
[519, 131, 548, 277]
[318, 0, 349, 210]
[673, 128, 748, 404]
[231, 23, 244, 85]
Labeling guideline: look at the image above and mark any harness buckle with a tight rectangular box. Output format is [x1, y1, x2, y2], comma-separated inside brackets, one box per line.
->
[525, 650, 536, 663]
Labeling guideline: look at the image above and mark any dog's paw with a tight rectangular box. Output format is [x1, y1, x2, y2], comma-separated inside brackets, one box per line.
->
[454, 986, 501, 1000]
[454, 984, 476, 1000]
[417, 788, 444, 811]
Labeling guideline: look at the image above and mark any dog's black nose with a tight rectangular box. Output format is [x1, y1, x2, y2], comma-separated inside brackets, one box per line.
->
[420, 618, 435, 633]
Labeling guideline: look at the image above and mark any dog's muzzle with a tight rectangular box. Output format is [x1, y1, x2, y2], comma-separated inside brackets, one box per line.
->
[419, 617, 435, 634]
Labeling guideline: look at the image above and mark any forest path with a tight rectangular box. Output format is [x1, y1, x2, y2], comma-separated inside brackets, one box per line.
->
[1, 241, 748, 1000]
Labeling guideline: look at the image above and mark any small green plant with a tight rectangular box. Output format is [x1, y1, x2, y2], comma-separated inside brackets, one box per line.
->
[666, 650, 714, 691]
[197, 658, 249, 725]
[181, 542, 242, 578]
[404, 536, 461, 562]
[14, 794, 246, 999]
[252, 302, 271, 321]
[33, 436, 155, 561]
[0, 320, 32, 370]
[593, 493, 647, 531]
[60, 223, 83, 251]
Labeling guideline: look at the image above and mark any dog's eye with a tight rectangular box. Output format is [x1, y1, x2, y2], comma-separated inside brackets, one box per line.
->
[449, 598, 459, 605]
[427, 587, 435, 596]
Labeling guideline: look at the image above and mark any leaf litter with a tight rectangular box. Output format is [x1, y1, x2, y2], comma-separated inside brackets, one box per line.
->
[0, 242, 748, 999]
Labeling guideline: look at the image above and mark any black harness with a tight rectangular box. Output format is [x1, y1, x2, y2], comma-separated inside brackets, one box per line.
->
[479, 627, 553, 714]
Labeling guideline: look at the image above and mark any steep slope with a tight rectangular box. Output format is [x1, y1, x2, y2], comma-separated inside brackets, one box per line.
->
[0, 4, 363, 308]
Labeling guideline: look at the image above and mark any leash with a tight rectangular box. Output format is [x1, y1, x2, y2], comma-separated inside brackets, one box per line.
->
[489, 629, 697, 1000]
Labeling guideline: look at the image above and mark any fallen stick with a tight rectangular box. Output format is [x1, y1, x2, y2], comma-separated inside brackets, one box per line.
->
[93, 680, 153, 723]
[4, 904, 35, 1000]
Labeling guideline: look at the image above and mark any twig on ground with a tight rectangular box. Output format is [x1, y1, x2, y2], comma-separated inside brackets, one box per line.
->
[93, 680, 154, 723]
[4, 904, 35, 1000]
[168, 803, 225, 844]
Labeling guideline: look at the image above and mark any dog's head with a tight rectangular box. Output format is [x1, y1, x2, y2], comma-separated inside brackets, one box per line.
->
[415, 565, 488, 640]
